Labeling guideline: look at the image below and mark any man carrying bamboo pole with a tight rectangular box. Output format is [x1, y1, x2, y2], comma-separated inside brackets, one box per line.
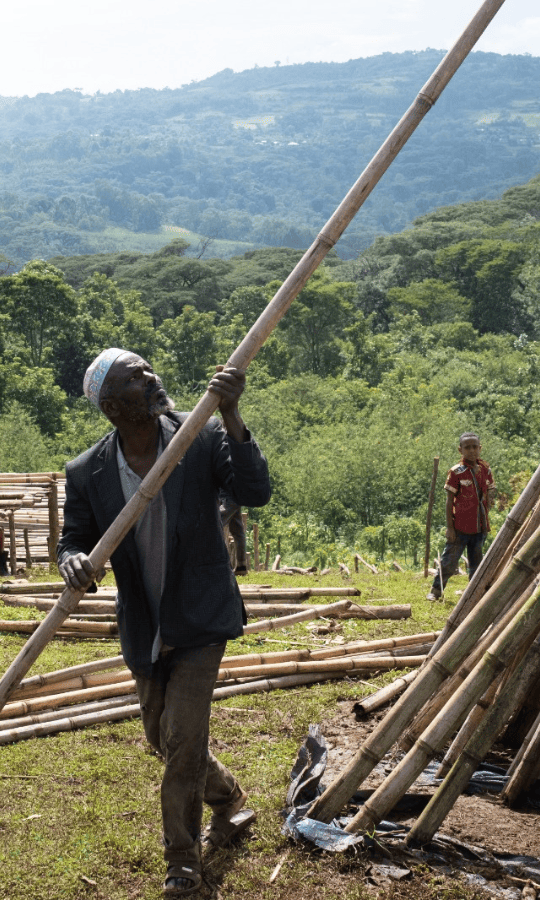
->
[57, 348, 271, 896]
[427, 433, 495, 601]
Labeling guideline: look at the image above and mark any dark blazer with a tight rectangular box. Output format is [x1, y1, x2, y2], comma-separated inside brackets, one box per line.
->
[57, 412, 271, 677]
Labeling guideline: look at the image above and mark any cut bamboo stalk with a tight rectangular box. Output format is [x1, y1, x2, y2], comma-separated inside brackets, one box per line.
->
[407, 635, 540, 845]
[223, 632, 439, 669]
[0, 619, 119, 635]
[216, 655, 426, 682]
[16, 655, 125, 691]
[1, 678, 137, 719]
[355, 556, 378, 575]
[212, 671, 348, 699]
[10, 669, 132, 702]
[0, 0, 509, 712]
[244, 602, 410, 619]
[353, 670, 419, 718]
[243, 599, 351, 632]
[400, 575, 540, 750]
[23, 529, 32, 568]
[307, 523, 540, 824]
[2, 597, 117, 614]
[0, 702, 141, 745]
[435, 673, 503, 779]
[345, 588, 540, 835]
[0, 694, 139, 732]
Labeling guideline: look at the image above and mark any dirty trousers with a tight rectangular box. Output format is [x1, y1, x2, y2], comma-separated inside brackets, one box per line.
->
[134, 643, 239, 867]
[431, 530, 486, 595]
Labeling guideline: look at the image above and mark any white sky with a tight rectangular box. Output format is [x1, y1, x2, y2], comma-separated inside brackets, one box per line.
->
[1, 0, 539, 97]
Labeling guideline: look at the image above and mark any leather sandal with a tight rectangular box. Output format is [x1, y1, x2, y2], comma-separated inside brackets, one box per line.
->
[201, 807, 256, 851]
[163, 863, 202, 896]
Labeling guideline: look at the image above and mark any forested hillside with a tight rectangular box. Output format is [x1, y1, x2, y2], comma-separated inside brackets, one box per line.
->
[1, 50, 539, 266]
[1, 175, 540, 566]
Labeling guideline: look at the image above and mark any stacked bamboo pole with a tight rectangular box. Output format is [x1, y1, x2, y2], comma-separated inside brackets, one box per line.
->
[0, 626, 437, 745]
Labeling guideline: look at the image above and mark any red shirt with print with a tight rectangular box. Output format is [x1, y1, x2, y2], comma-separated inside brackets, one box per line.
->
[444, 459, 495, 534]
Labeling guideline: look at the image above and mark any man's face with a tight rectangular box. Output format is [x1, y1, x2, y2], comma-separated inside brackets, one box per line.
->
[459, 438, 481, 464]
[102, 353, 174, 423]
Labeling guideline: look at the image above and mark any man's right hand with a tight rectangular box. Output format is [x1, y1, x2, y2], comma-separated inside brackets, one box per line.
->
[59, 552, 98, 591]
[445, 526, 457, 543]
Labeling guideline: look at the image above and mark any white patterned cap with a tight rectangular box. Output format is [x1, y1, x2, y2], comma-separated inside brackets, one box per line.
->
[83, 348, 129, 408]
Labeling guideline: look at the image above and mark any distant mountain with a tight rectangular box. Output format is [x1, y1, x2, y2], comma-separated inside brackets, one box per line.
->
[0, 50, 539, 266]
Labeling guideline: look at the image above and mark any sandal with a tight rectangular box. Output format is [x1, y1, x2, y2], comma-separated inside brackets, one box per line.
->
[201, 807, 256, 851]
[163, 863, 202, 896]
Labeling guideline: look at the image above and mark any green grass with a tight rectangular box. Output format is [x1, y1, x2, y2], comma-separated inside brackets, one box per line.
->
[0, 569, 482, 900]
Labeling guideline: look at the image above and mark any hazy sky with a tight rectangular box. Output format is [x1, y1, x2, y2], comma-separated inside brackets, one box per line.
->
[2, 0, 539, 97]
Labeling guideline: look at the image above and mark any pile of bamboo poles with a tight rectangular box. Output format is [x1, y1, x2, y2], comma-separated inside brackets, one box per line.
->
[0, 583, 411, 638]
[0, 621, 438, 745]
[302, 462, 540, 842]
[0, 472, 65, 570]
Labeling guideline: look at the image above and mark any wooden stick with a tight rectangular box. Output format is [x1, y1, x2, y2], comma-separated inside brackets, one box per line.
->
[23, 529, 32, 569]
[47, 477, 59, 568]
[16, 655, 125, 691]
[407, 635, 540, 845]
[217, 655, 426, 682]
[8, 512, 16, 576]
[424, 457, 439, 578]
[0, 0, 509, 712]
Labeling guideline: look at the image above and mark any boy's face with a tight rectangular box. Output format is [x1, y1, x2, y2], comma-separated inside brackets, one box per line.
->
[459, 438, 481, 464]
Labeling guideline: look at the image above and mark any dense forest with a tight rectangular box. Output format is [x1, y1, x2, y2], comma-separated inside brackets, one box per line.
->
[1, 50, 539, 266]
[1, 173, 540, 566]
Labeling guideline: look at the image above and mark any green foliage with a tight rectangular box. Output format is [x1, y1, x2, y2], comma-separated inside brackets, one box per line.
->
[0, 402, 57, 471]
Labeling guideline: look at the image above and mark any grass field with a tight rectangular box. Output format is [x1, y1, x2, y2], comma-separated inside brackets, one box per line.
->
[0, 568, 481, 900]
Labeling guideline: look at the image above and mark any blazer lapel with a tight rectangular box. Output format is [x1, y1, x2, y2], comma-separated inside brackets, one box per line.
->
[91, 430, 140, 566]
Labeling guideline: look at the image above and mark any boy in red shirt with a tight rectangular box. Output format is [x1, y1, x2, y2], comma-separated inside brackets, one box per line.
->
[427, 432, 495, 600]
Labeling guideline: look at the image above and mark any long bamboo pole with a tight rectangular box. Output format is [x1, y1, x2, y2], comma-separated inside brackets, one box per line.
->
[345, 589, 540, 835]
[307, 523, 540, 824]
[399, 574, 540, 750]
[407, 635, 540, 845]
[0, 0, 508, 712]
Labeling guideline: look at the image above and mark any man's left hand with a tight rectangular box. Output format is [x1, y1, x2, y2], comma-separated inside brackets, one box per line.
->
[208, 366, 245, 414]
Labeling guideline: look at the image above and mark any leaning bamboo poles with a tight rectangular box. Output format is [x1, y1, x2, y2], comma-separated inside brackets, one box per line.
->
[344, 583, 540, 836]
[0, 0, 508, 713]
[307, 520, 540, 824]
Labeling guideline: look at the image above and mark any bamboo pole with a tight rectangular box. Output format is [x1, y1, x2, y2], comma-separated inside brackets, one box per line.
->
[243, 599, 351, 632]
[424, 457, 439, 578]
[353, 670, 419, 718]
[345, 588, 540, 835]
[399, 574, 540, 750]
[16, 655, 125, 692]
[307, 523, 540, 824]
[0, 702, 141, 745]
[407, 635, 540, 845]
[10, 669, 133, 702]
[0, 694, 139, 733]
[245, 602, 410, 619]
[1, 678, 138, 719]
[217, 655, 426, 682]
[0, 0, 509, 713]
[435, 673, 503, 780]
[253, 522, 259, 572]
[501, 714, 540, 806]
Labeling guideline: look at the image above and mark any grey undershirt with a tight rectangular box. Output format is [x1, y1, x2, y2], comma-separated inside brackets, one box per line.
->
[117, 437, 167, 663]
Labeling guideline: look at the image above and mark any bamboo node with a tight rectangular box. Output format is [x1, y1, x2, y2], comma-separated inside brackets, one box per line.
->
[316, 232, 337, 249]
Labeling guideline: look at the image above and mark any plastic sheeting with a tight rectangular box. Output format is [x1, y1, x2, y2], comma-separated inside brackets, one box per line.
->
[282, 725, 540, 893]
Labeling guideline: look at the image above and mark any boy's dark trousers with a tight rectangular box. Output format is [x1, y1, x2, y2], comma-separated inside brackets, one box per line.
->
[431, 530, 486, 596]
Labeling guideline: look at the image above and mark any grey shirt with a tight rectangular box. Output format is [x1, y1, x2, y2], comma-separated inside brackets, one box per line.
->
[117, 438, 167, 662]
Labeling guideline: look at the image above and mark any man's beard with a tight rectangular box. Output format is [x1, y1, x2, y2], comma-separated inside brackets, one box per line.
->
[148, 394, 175, 418]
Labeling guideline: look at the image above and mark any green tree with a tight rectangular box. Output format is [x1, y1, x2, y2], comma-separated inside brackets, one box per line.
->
[0, 260, 78, 367]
